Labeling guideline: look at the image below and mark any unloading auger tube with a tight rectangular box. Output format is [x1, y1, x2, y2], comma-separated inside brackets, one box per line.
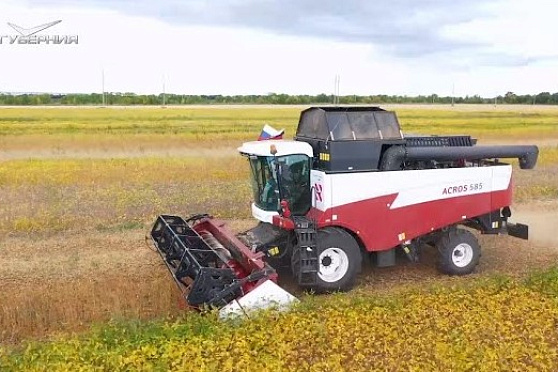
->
[380, 145, 539, 170]
[150, 214, 298, 316]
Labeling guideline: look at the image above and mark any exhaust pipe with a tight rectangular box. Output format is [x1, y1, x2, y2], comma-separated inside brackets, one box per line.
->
[381, 145, 539, 171]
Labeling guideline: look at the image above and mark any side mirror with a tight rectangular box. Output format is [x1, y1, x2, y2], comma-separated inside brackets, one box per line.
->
[280, 199, 291, 218]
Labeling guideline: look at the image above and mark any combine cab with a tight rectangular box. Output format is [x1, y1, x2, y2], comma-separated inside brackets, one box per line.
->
[151, 106, 539, 313]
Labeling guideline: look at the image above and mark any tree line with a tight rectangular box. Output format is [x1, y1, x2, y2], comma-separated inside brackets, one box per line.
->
[0, 91, 557, 105]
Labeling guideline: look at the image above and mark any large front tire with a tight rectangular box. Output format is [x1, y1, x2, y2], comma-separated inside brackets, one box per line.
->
[312, 227, 362, 292]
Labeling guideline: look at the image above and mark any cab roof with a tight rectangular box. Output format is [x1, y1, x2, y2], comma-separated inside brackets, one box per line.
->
[238, 140, 314, 157]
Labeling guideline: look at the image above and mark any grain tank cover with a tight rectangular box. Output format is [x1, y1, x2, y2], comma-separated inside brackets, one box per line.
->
[295, 107, 405, 173]
[296, 106, 402, 141]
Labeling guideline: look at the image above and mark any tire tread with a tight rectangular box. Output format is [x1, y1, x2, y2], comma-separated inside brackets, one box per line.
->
[311, 227, 362, 293]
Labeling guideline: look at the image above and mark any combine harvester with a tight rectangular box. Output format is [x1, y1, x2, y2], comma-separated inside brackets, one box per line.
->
[151, 107, 538, 317]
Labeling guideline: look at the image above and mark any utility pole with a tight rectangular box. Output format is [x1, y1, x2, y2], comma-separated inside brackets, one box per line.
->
[337, 75, 340, 104]
[332, 74, 340, 105]
[337, 75, 341, 104]
[451, 83, 455, 107]
[101, 68, 106, 107]
[332, 75, 337, 104]
[162, 74, 166, 107]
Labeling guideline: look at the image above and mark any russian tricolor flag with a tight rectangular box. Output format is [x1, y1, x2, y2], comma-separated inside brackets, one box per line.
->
[258, 124, 285, 141]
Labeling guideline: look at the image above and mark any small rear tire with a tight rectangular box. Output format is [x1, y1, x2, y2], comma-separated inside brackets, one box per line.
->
[436, 228, 480, 275]
[312, 227, 362, 292]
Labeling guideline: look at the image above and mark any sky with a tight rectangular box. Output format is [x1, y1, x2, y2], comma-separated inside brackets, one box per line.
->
[0, 0, 556, 96]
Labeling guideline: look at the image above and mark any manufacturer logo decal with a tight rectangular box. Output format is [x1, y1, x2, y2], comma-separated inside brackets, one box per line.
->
[442, 183, 483, 195]
[314, 183, 323, 202]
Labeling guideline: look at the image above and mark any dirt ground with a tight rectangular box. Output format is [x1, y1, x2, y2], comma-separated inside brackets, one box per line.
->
[512, 201, 558, 246]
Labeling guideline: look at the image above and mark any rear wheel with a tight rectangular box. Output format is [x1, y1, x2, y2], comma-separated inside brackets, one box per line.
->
[436, 228, 480, 275]
[312, 227, 362, 292]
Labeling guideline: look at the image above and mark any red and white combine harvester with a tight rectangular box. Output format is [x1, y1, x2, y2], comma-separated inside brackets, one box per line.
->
[151, 107, 538, 316]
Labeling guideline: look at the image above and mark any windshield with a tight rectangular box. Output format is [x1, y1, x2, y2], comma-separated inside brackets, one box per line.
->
[248, 154, 311, 215]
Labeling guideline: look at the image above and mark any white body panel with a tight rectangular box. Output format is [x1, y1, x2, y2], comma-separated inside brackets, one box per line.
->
[310, 165, 512, 211]
[251, 202, 279, 223]
[310, 170, 331, 212]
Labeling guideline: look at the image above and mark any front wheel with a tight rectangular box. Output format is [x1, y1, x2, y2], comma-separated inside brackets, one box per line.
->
[312, 227, 362, 292]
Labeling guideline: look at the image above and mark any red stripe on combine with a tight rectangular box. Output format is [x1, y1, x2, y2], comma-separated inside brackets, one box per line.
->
[307, 185, 512, 252]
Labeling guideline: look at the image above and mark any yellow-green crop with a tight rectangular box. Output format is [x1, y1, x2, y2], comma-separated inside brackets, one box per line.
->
[3, 271, 558, 371]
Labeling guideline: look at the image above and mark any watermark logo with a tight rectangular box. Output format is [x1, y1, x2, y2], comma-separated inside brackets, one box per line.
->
[8, 20, 61, 36]
[1, 19, 78, 45]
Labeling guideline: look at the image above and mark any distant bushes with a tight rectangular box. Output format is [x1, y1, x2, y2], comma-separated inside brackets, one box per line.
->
[1, 91, 558, 106]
